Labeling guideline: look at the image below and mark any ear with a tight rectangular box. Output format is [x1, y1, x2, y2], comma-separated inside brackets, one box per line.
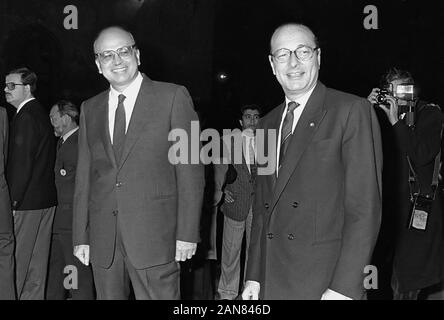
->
[268, 55, 276, 75]
[95, 58, 103, 74]
[317, 48, 321, 68]
[135, 48, 141, 66]
[239, 119, 243, 127]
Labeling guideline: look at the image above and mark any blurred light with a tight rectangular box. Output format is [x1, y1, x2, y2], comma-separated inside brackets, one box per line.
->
[217, 71, 229, 83]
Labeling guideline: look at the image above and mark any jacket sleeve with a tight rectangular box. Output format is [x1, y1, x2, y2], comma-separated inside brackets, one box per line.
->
[72, 103, 90, 245]
[170, 86, 205, 243]
[329, 99, 383, 299]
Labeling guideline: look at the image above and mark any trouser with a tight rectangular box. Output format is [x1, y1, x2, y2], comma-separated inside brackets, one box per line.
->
[92, 223, 180, 300]
[217, 208, 253, 300]
[391, 268, 421, 300]
[46, 232, 95, 300]
[0, 232, 16, 300]
[14, 207, 56, 300]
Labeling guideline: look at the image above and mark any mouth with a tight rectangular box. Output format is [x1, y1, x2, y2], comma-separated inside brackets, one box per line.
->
[112, 67, 127, 73]
[287, 71, 305, 79]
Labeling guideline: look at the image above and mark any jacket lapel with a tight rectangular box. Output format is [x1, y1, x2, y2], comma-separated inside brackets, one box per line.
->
[270, 82, 327, 213]
[99, 91, 118, 168]
[117, 76, 155, 171]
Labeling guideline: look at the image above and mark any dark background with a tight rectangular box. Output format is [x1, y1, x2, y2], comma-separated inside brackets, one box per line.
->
[1, 0, 443, 129]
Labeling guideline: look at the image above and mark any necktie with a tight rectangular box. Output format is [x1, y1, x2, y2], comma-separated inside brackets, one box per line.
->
[56, 137, 63, 151]
[113, 94, 126, 163]
[248, 137, 257, 179]
[278, 101, 299, 169]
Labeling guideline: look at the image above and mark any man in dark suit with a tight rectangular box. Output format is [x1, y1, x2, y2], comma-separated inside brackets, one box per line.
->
[242, 23, 383, 300]
[46, 100, 95, 300]
[0, 106, 15, 300]
[73, 26, 204, 299]
[5, 67, 57, 299]
[214, 104, 260, 300]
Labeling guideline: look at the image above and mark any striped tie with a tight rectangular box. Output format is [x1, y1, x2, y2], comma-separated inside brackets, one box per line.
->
[278, 101, 299, 169]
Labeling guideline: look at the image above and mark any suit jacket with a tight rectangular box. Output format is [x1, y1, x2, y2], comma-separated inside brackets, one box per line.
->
[73, 76, 205, 269]
[0, 107, 15, 300]
[53, 129, 79, 233]
[0, 107, 12, 233]
[215, 132, 256, 221]
[246, 82, 383, 299]
[6, 99, 57, 211]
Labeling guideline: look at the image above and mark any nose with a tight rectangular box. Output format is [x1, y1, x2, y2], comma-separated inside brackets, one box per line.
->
[289, 51, 300, 68]
[112, 52, 123, 64]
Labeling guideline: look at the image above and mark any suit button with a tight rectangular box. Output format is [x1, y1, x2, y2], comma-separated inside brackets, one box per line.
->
[288, 234, 295, 240]
[292, 202, 299, 208]
[267, 232, 273, 239]
[264, 203, 269, 209]
[112, 210, 118, 216]
[116, 182, 122, 187]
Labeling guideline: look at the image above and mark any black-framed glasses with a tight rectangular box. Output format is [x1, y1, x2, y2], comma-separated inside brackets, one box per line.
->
[271, 45, 319, 63]
[5, 82, 26, 90]
[95, 44, 137, 64]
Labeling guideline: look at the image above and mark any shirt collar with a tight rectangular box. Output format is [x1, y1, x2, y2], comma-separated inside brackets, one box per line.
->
[62, 126, 79, 142]
[17, 97, 35, 114]
[109, 72, 143, 100]
[284, 85, 316, 111]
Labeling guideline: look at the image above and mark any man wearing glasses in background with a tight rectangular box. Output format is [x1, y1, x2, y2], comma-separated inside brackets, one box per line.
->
[73, 26, 204, 299]
[242, 23, 383, 300]
[4, 67, 57, 299]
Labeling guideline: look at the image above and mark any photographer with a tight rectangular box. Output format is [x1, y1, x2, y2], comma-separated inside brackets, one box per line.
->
[368, 68, 444, 299]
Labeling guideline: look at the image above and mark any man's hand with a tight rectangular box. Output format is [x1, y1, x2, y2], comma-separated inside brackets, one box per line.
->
[175, 240, 197, 262]
[224, 190, 235, 203]
[241, 281, 260, 300]
[377, 95, 399, 125]
[321, 289, 352, 300]
[74, 245, 90, 266]
[368, 88, 399, 125]
[367, 88, 380, 105]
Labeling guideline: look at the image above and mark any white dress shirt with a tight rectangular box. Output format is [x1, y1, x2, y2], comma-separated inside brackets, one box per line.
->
[242, 131, 256, 173]
[61, 127, 79, 143]
[16, 97, 35, 114]
[108, 72, 143, 143]
[276, 86, 316, 175]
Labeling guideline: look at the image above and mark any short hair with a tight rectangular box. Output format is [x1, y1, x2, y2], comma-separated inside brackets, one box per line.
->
[54, 100, 79, 125]
[270, 23, 320, 54]
[380, 67, 415, 87]
[7, 67, 37, 93]
[240, 104, 262, 117]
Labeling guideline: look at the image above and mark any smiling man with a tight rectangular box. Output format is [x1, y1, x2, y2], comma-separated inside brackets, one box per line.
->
[242, 23, 383, 300]
[73, 26, 204, 300]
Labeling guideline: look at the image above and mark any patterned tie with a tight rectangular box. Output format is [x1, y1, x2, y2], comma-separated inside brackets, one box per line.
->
[113, 94, 126, 163]
[279, 101, 299, 169]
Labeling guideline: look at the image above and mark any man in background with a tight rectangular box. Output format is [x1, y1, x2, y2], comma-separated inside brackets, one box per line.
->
[215, 104, 260, 300]
[5, 67, 57, 299]
[46, 100, 95, 299]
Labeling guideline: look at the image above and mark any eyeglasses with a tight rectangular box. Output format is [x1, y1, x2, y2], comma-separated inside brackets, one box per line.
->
[5, 82, 26, 90]
[95, 44, 137, 64]
[271, 45, 319, 63]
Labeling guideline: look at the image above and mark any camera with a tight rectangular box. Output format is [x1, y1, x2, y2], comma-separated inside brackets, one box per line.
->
[376, 88, 391, 105]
